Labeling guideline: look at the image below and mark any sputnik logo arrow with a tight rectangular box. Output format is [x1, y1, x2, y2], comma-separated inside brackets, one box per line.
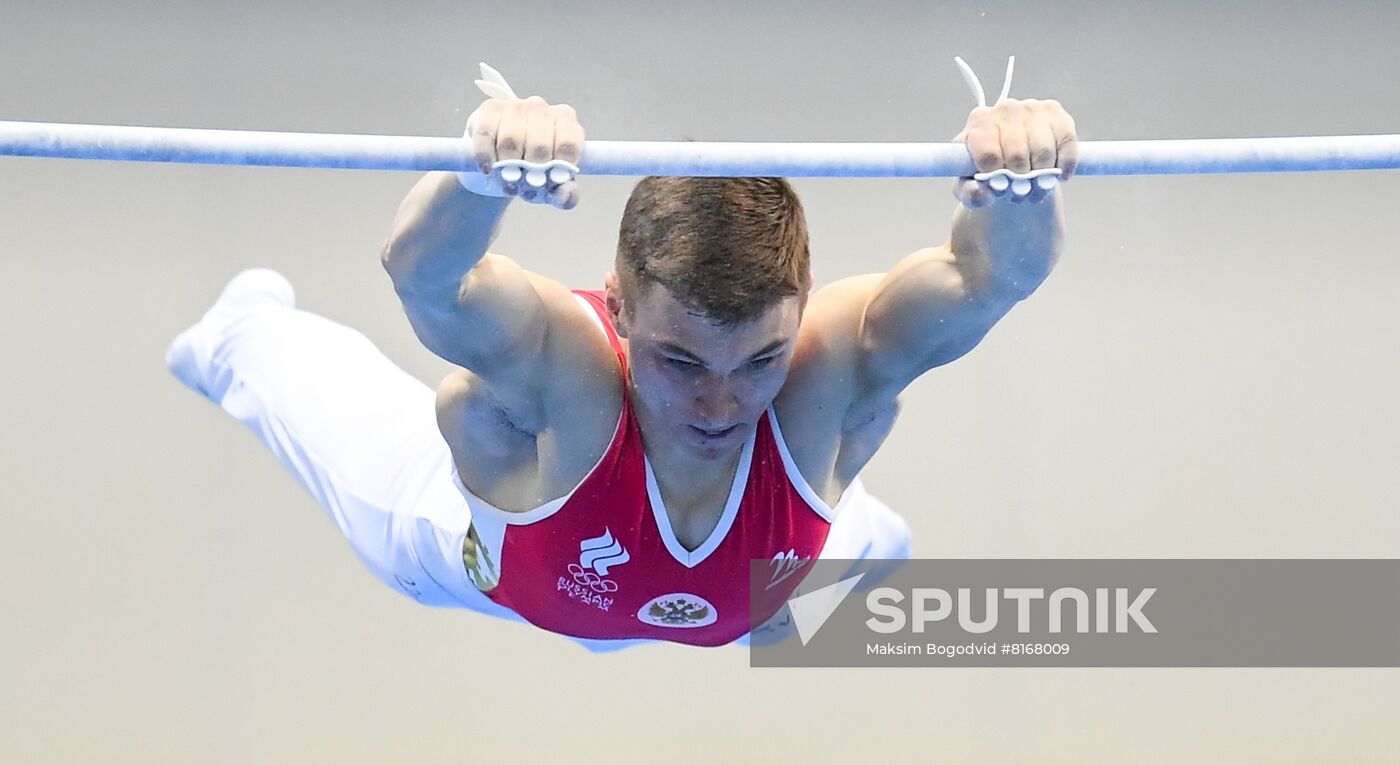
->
[787, 572, 866, 646]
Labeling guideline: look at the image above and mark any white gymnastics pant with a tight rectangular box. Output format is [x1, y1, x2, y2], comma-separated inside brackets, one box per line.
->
[168, 284, 912, 652]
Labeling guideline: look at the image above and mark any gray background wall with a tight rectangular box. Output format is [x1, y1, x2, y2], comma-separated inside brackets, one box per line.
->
[2, 1, 1398, 762]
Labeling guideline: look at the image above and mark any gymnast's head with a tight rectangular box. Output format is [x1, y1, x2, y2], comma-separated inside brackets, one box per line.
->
[605, 176, 813, 456]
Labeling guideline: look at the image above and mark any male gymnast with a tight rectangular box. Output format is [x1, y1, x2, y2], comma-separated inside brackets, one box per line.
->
[167, 67, 1075, 651]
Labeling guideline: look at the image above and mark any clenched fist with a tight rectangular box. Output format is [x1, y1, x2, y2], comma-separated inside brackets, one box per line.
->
[947, 58, 1077, 208]
[460, 65, 585, 209]
[952, 98, 1078, 208]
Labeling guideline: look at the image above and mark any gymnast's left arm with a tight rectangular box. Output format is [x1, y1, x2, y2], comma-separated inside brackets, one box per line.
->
[855, 98, 1077, 395]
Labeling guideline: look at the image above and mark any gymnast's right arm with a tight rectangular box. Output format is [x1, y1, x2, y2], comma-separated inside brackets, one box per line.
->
[379, 172, 522, 370]
[378, 95, 584, 378]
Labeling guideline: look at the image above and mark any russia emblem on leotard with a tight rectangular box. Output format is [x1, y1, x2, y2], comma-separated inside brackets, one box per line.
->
[637, 593, 718, 628]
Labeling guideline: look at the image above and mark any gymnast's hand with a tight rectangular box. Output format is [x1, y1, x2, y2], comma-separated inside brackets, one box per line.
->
[952, 98, 1078, 208]
[461, 64, 584, 209]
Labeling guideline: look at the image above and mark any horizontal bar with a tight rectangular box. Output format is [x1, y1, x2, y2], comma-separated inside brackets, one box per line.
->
[2, 120, 1399, 177]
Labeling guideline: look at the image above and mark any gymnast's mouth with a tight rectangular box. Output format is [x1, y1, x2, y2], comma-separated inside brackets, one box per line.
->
[689, 424, 738, 439]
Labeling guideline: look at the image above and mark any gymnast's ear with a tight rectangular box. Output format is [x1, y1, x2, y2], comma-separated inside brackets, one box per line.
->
[798, 270, 814, 312]
[604, 272, 629, 338]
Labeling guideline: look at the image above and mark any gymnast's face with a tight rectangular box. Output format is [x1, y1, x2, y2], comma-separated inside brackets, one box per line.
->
[607, 277, 803, 458]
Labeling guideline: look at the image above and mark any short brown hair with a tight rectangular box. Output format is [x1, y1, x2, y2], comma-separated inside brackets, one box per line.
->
[615, 177, 810, 326]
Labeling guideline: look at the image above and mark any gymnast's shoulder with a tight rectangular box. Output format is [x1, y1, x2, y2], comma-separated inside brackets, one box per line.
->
[433, 267, 621, 437]
[779, 272, 893, 432]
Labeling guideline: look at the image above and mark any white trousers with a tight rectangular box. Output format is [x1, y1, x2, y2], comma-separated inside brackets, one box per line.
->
[170, 296, 912, 652]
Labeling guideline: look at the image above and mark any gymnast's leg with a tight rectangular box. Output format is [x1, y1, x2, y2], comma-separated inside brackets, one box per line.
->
[819, 478, 914, 564]
[165, 268, 523, 621]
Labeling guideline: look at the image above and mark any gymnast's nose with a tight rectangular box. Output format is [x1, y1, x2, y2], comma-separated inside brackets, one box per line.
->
[694, 383, 740, 428]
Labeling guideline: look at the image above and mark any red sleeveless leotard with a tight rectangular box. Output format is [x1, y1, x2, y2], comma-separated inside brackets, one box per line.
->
[452, 290, 854, 647]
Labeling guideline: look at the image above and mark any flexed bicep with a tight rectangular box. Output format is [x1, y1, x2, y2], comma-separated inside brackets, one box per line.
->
[857, 244, 1006, 397]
